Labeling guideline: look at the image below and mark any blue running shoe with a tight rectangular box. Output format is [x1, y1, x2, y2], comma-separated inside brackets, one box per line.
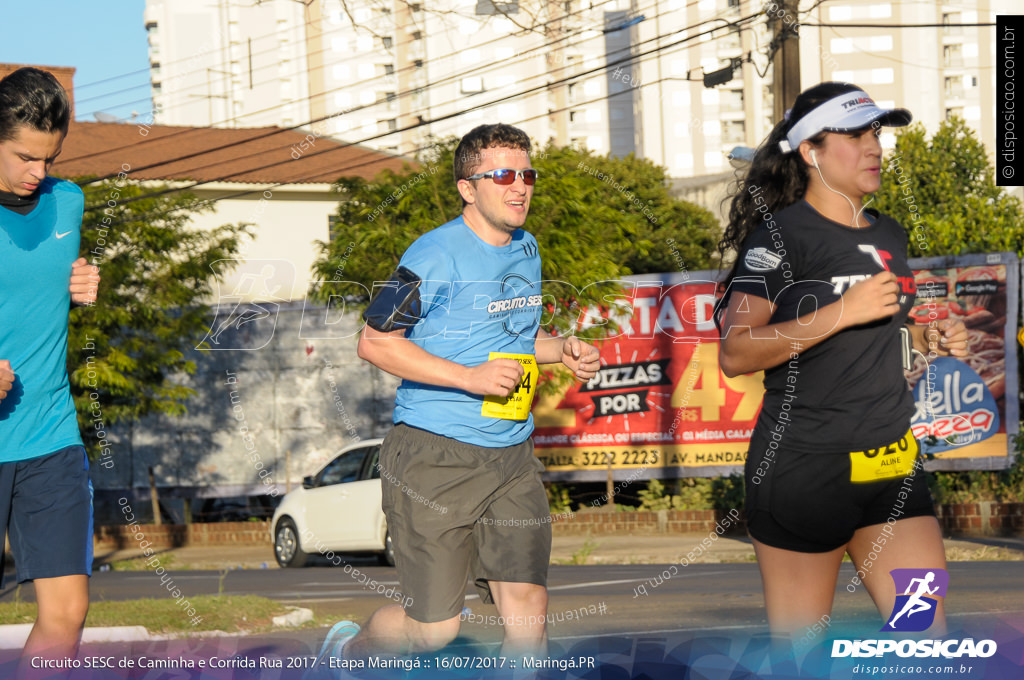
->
[305, 620, 360, 679]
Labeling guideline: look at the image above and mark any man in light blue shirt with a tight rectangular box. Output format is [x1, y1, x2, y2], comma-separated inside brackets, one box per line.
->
[321, 124, 600, 664]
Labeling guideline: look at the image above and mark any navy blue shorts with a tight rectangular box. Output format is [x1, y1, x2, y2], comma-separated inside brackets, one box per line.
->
[0, 445, 93, 584]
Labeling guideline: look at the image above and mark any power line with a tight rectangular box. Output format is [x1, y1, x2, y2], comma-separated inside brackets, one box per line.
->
[79, 14, 761, 195]
[64, 0, 643, 163]
[77, 0, 438, 98]
[804, 22, 996, 28]
[816, 24, 998, 73]
[78, 0, 625, 116]
[79, 0, 745, 125]
[77, 8, 765, 223]
[67, 0, 755, 174]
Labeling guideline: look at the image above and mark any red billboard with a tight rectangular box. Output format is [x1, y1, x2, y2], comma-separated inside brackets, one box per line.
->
[533, 253, 1019, 481]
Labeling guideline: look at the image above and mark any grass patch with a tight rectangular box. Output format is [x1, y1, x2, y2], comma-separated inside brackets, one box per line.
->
[945, 545, 1024, 562]
[0, 595, 305, 634]
[106, 553, 178, 571]
[552, 538, 600, 565]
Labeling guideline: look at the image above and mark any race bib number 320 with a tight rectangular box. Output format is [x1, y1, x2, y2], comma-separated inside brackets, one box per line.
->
[481, 353, 538, 421]
[849, 429, 918, 482]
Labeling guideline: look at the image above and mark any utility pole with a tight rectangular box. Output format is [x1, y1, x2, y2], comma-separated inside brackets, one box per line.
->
[771, 0, 801, 125]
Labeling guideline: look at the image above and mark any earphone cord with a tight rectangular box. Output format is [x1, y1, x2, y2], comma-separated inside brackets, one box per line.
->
[813, 159, 873, 228]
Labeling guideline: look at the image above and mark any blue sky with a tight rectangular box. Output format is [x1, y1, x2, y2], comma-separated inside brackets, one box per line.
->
[0, 1, 150, 121]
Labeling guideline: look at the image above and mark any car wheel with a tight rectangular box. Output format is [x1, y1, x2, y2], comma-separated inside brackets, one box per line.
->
[274, 517, 308, 568]
[378, 529, 395, 567]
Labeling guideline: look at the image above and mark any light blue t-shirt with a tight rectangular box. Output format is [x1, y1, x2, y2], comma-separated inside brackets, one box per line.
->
[0, 177, 84, 461]
[393, 216, 543, 447]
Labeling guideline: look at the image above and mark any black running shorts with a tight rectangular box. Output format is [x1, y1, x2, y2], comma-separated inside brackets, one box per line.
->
[744, 430, 936, 553]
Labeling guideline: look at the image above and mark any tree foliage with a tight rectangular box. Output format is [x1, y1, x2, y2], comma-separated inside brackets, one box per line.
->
[310, 138, 719, 344]
[873, 117, 1024, 256]
[68, 179, 249, 457]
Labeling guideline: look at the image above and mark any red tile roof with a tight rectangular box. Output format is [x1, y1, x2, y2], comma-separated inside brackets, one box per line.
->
[52, 121, 414, 186]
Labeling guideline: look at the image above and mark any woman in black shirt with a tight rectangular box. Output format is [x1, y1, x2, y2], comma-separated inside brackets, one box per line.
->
[716, 82, 968, 638]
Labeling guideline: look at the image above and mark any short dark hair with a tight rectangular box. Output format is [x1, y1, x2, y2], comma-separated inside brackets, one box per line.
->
[0, 67, 72, 142]
[453, 123, 531, 182]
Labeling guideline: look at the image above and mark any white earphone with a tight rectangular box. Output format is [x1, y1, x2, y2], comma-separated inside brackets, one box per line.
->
[807, 146, 872, 227]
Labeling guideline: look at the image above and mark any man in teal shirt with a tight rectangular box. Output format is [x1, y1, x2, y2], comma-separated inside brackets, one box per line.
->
[0, 66, 100, 665]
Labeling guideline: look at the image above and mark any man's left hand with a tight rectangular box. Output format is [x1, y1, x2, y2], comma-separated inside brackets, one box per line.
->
[562, 336, 601, 381]
[70, 257, 100, 305]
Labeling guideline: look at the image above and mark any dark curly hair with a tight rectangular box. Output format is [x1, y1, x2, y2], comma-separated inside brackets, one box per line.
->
[717, 82, 864, 292]
[0, 67, 72, 142]
[453, 123, 531, 182]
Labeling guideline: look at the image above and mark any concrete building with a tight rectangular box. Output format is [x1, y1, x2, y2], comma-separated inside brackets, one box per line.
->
[143, 0, 312, 129]
[795, 0, 1014, 157]
[141, 0, 1013, 183]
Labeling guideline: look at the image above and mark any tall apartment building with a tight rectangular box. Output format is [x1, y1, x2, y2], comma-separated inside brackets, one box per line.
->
[795, 0, 1012, 156]
[143, 0, 1011, 178]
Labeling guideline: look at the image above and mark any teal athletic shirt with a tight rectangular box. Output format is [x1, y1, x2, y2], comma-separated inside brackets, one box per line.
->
[0, 177, 85, 462]
[392, 216, 543, 448]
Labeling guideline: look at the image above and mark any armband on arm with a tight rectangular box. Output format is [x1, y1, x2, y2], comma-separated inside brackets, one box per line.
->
[362, 266, 423, 332]
[898, 325, 914, 371]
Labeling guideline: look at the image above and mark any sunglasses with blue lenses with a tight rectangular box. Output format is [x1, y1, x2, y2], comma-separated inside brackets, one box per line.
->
[465, 168, 538, 185]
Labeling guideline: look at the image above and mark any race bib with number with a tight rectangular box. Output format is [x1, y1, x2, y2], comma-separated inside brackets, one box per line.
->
[849, 429, 918, 482]
[481, 353, 538, 421]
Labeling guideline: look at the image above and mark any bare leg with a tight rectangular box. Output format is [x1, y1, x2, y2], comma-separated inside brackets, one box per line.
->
[345, 604, 461, 659]
[752, 538, 845, 637]
[489, 581, 548, 657]
[19, 575, 88, 677]
[847, 516, 947, 635]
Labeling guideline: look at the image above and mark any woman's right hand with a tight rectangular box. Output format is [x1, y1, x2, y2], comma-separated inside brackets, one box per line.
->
[840, 271, 901, 327]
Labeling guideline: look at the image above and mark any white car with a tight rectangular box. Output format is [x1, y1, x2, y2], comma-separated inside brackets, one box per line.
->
[271, 438, 393, 568]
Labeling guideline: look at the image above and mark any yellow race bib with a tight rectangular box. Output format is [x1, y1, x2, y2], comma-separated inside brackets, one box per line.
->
[481, 353, 538, 421]
[849, 429, 918, 482]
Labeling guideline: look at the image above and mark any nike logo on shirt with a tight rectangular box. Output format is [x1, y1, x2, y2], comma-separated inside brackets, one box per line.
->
[56, 230, 72, 239]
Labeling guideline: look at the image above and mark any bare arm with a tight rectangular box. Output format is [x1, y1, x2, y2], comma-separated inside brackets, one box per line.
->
[534, 328, 566, 365]
[535, 328, 601, 381]
[905, 319, 968, 358]
[719, 271, 903, 377]
[356, 324, 525, 398]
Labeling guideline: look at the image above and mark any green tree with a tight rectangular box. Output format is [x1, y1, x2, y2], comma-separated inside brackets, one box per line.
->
[873, 117, 1024, 256]
[68, 179, 249, 457]
[311, 138, 719, 343]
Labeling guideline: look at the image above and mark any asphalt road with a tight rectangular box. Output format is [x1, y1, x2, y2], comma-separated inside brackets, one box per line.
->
[4, 561, 1021, 642]
[2, 563, 1022, 679]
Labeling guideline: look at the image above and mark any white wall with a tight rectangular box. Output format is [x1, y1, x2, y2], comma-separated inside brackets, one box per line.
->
[188, 183, 339, 302]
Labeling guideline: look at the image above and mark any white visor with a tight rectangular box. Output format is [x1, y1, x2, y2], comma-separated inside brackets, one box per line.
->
[778, 90, 912, 153]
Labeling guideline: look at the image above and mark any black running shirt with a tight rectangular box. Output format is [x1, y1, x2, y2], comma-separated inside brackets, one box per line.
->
[729, 200, 917, 454]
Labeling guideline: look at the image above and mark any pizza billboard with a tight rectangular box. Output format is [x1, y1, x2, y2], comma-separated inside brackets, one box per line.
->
[533, 252, 1019, 481]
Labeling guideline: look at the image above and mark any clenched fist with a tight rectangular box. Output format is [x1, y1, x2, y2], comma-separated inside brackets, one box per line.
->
[0, 360, 14, 403]
[841, 271, 901, 328]
[562, 336, 601, 381]
[925, 319, 968, 358]
[70, 257, 100, 305]
[463, 358, 525, 397]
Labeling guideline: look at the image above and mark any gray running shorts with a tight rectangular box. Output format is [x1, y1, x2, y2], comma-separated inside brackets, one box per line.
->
[378, 423, 552, 623]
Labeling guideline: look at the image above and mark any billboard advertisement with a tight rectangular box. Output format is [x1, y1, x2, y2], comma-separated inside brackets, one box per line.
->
[534, 253, 1019, 481]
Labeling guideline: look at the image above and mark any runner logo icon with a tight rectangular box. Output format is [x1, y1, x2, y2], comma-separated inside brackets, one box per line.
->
[882, 568, 949, 632]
